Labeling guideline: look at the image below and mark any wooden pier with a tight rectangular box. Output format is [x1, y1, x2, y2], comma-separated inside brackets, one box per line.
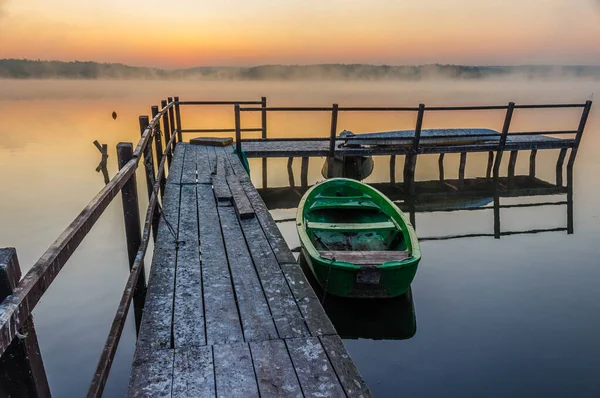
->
[127, 143, 370, 397]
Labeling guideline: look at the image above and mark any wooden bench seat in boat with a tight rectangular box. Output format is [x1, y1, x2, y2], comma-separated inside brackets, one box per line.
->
[306, 220, 396, 231]
[318, 250, 410, 265]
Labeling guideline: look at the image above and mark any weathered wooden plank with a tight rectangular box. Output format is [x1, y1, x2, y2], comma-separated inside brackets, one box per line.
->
[320, 335, 371, 398]
[190, 137, 233, 146]
[181, 141, 197, 184]
[197, 184, 243, 345]
[214, 343, 260, 398]
[172, 346, 215, 397]
[250, 340, 302, 398]
[167, 142, 186, 184]
[286, 337, 345, 398]
[319, 250, 409, 264]
[207, 145, 217, 175]
[187, 145, 211, 184]
[223, 145, 251, 182]
[240, 217, 309, 339]
[134, 182, 180, 349]
[280, 263, 336, 336]
[126, 346, 174, 398]
[212, 175, 233, 205]
[239, 180, 297, 264]
[218, 206, 278, 342]
[227, 175, 255, 219]
[173, 185, 205, 348]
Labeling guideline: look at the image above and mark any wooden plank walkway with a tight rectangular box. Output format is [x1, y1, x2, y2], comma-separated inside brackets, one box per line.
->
[127, 143, 371, 398]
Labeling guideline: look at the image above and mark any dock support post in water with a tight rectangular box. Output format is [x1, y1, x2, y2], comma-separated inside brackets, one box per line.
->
[458, 152, 467, 188]
[327, 104, 339, 178]
[301, 157, 309, 187]
[507, 150, 518, 188]
[0, 248, 51, 398]
[390, 155, 396, 183]
[485, 151, 494, 180]
[404, 104, 425, 193]
[438, 153, 445, 182]
[529, 150, 537, 178]
[556, 148, 568, 186]
[287, 157, 295, 187]
[493, 102, 515, 180]
[117, 143, 147, 334]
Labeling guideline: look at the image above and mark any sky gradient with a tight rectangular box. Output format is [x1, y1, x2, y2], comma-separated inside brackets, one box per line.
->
[1, 0, 599, 67]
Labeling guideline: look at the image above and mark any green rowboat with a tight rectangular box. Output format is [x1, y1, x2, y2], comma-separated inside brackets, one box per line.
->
[296, 178, 421, 298]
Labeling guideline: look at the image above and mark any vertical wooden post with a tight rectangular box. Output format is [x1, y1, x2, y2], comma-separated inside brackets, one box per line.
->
[566, 100, 592, 169]
[389, 155, 396, 183]
[493, 193, 501, 239]
[152, 106, 166, 198]
[0, 248, 51, 398]
[116, 143, 147, 334]
[139, 116, 160, 242]
[566, 166, 574, 234]
[529, 150, 538, 178]
[485, 151, 494, 180]
[493, 102, 515, 179]
[458, 152, 467, 188]
[301, 157, 309, 188]
[404, 104, 424, 193]
[234, 104, 242, 157]
[287, 157, 295, 187]
[167, 97, 176, 162]
[160, 100, 172, 169]
[556, 148, 568, 186]
[507, 150, 518, 188]
[261, 97, 268, 189]
[174, 96, 183, 142]
[327, 104, 339, 178]
[438, 153, 445, 181]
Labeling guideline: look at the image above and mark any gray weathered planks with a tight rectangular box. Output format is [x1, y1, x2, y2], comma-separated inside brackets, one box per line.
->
[127, 346, 174, 398]
[250, 340, 303, 398]
[214, 343, 260, 397]
[173, 346, 215, 397]
[320, 335, 371, 398]
[227, 175, 255, 219]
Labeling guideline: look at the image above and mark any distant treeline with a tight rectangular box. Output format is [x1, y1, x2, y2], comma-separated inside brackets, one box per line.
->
[1, 59, 599, 80]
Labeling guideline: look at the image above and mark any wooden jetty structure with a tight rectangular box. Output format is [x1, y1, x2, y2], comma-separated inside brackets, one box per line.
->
[0, 96, 592, 397]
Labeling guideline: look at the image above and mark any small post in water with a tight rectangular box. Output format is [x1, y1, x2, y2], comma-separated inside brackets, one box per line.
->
[327, 104, 339, 178]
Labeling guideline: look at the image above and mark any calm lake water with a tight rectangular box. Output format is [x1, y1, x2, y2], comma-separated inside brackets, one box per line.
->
[0, 79, 599, 397]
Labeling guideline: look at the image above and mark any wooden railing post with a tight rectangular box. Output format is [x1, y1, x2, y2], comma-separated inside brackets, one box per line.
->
[235, 104, 242, 156]
[493, 102, 515, 179]
[327, 104, 339, 178]
[152, 106, 166, 198]
[139, 116, 160, 242]
[174, 96, 183, 142]
[0, 248, 50, 398]
[116, 143, 147, 334]
[566, 100, 592, 169]
[261, 96, 268, 189]
[167, 98, 176, 162]
[404, 104, 424, 192]
[159, 100, 171, 170]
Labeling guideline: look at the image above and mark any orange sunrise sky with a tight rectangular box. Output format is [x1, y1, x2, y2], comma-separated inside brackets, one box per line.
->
[0, 0, 599, 68]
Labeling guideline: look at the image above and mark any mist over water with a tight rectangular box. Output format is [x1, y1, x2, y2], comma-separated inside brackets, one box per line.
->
[0, 78, 599, 397]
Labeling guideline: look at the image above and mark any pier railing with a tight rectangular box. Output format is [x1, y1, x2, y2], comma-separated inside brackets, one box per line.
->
[0, 97, 185, 397]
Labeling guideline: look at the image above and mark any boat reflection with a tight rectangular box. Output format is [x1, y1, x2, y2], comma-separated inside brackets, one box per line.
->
[298, 253, 417, 341]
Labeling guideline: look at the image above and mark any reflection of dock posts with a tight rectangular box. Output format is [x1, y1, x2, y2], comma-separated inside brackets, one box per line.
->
[139, 116, 160, 242]
[390, 155, 396, 183]
[404, 104, 425, 194]
[0, 248, 51, 398]
[567, 167, 574, 234]
[438, 153, 445, 181]
[151, 106, 166, 198]
[166, 97, 176, 164]
[327, 104, 339, 178]
[493, 182, 501, 239]
[261, 96, 268, 189]
[555, 148, 567, 186]
[301, 157, 309, 187]
[174, 96, 183, 142]
[529, 150, 537, 178]
[507, 151, 518, 188]
[458, 152, 467, 187]
[287, 157, 295, 187]
[493, 102, 515, 180]
[116, 144, 147, 334]
[485, 151, 494, 180]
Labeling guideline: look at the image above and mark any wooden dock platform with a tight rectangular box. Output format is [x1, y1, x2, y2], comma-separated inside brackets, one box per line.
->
[127, 143, 370, 397]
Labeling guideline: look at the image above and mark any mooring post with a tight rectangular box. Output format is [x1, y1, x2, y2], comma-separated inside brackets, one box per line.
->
[485, 151, 494, 181]
[438, 153, 445, 181]
[116, 143, 147, 334]
[174, 96, 183, 142]
[301, 157, 309, 187]
[287, 157, 295, 187]
[566, 100, 592, 170]
[493, 102, 515, 179]
[261, 96, 268, 189]
[139, 116, 160, 242]
[160, 100, 172, 170]
[529, 150, 538, 178]
[152, 106, 166, 198]
[0, 248, 51, 398]
[234, 104, 242, 157]
[507, 150, 518, 188]
[556, 148, 568, 186]
[390, 155, 396, 183]
[458, 152, 467, 188]
[327, 104, 339, 178]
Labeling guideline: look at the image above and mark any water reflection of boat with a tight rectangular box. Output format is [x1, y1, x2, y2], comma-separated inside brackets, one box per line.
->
[299, 254, 417, 340]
